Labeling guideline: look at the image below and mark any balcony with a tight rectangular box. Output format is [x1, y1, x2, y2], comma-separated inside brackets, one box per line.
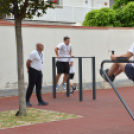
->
[6, 5, 109, 23]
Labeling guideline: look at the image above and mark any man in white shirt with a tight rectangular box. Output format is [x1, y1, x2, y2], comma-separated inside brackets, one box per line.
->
[26, 43, 48, 107]
[55, 36, 73, 90]
[100, 43, 134, 82]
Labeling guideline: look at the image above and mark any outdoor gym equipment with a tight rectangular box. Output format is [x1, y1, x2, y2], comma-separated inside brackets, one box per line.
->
[101, 50, 134, 121]
[52, 57, 96, 101]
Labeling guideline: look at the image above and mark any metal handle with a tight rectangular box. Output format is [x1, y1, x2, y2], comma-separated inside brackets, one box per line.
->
[111, 50, 114, 55]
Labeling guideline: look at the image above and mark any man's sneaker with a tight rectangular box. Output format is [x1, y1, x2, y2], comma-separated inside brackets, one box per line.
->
[70, 90, 75, 95]
[71, 86, 77, 94]
[61, 83, 66, 90]
[38, 101, 49, 106]
[100, 69, 115, 82]
[26, 102, 32, 107]
[72, 85, 77, 90]
[56, 84, 58, 90]
[110, 74, 115, 82]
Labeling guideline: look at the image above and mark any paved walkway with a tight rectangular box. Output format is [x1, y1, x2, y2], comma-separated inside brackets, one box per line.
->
[0, 87, 134, 134]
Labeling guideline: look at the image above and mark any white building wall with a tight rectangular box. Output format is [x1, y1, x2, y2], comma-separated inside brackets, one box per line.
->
[62, 0, 109, 7]
[7, 0, 110, 22]
[93, 0, 109, 7]
[63, 0, 83, 6]
[31, 0, 109, 22]
[83, 0, 92, 7]
[0, 25, 133, 90]
[63, 0, 109, 8]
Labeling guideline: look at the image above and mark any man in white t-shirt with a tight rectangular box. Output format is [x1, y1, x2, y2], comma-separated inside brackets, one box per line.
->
[100, 43, 134, 82]
[55, 36, 73, 90]
[26, 43, 48, 107]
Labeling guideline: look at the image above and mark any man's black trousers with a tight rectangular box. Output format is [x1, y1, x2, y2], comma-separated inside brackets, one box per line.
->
[26, 67, 43, 102]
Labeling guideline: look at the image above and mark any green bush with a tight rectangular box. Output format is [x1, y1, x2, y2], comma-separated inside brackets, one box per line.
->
[121, 2, 134, 26]
[113, 0, 134, 10]
[82, 8, 114, 26]
[82, 1, 134, 27]
[113, 2, 134, 27]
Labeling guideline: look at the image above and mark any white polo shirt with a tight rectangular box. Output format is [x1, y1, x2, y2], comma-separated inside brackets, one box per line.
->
[28, 50, 44, 71]
[69, 58, 75, 74]
[57, 43, 72, 62]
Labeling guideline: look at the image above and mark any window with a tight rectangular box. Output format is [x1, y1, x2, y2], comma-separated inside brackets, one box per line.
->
[48, 0, 63, 5]
[50, 0, 58, 4]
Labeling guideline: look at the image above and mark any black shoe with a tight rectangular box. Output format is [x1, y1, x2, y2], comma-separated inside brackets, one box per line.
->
[38, 101, 49, 106]
[64, 91, 73, 96]
[70, 91, 75, 94]
[100, 69, 115, 82]
[26, 102, 32, 107]
[110, 74, 115, 82]
[72, 85, 76, 91]
[72, 86, 77, 93]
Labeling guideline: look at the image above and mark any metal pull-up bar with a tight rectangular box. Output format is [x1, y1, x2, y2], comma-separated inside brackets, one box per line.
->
[52, 57, 96, 101]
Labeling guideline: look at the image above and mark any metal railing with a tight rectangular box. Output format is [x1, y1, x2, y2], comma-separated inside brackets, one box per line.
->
[101, 58, 134, 121]
[52, 57, 96, 101]
[6, 5, 109, 23]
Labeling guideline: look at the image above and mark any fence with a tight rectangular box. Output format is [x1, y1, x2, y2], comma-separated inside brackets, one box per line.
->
[6, 6, 104, 23]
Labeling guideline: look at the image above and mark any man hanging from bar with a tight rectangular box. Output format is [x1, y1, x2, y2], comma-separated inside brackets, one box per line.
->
[100, 43, 134, 82]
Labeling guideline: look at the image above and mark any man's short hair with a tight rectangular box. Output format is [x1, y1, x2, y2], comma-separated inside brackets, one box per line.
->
[64, 36, 70, 41]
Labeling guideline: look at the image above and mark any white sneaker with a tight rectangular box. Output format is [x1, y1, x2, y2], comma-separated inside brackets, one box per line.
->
[61, 83, 66, 90]
[56, 84, 58, 90]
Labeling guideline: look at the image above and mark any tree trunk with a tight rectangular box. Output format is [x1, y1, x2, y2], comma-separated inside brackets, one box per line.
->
[15, 18, 26, 116]
[0, 14, 6, 19]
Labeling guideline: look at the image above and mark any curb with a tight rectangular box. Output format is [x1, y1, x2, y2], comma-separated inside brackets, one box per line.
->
[0, 79, 133, 97]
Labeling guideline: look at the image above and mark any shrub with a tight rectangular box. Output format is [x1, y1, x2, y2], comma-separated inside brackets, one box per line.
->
[82, 1, 134, 27]
[121, 2, 134, 27]
[82, 8, 114, 26]
[113, 2, 134, 27]
[113, 0, 134, 10]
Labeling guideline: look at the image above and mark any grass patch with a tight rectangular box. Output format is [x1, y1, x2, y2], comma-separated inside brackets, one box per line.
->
[0, 108, 79, 129]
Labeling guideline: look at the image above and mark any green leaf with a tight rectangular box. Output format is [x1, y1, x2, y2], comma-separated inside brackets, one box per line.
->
[0, 0, 54, 20]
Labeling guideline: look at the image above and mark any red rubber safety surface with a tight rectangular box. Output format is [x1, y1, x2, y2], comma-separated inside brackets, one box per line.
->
[0, 87, 134, 134]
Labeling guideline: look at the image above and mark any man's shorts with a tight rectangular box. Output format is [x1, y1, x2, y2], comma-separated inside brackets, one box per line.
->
[56, 61, 70, 74]
[69, 73, 75, 79]
[125, 64, 134, 82]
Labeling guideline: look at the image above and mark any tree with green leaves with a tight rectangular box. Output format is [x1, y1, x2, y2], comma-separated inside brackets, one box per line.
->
[113, 0, 134, 10]
[82, 8, 114, 26]
[82, 0, 134, 27]
[0, 0, 53, 116]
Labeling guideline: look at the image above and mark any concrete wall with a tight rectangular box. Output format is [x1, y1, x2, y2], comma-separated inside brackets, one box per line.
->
[0, 25, 134, 90]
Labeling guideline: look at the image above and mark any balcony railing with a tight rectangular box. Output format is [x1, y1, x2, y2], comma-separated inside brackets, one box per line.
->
[6, 5, 109, 23]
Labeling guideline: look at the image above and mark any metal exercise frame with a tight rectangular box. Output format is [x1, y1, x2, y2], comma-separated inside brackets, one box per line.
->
[101, 59, 134, 121]
[52, 57, 96, 101]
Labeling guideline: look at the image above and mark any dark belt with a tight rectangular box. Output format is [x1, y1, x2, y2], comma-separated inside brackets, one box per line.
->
[30, 67, 42, 72]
